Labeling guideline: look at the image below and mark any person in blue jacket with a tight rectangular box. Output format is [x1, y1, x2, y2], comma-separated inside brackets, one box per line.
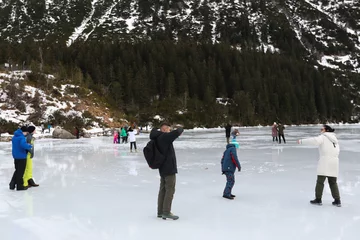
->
[221, 143, 241, 200]
[9, 126, 32, 191]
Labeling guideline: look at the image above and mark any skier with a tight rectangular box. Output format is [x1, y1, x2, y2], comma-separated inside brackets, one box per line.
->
[23, 126, 39, 188]
[128, 128, 137, 152]
[221, 143, 241, 200]
[277, 123, 286, 144]
[272, 122, 278, 142]
[225, 123, 232, 144]
[9, 126, 32, 191]
[297, 125, 341, 207]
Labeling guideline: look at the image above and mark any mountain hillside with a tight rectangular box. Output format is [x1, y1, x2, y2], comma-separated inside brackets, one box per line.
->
[0, 0, 359, 127]
[0, 0, 359, 72]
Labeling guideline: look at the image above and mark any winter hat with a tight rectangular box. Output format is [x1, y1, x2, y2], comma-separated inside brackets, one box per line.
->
[323, 125, 335, 132]
[28, 126, 36, 133]
[20, 126, 28, 132]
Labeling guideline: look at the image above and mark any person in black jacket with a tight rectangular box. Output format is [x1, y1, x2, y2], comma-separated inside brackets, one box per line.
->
[150, 123, 183, 220]
[225, 123, 232, 144]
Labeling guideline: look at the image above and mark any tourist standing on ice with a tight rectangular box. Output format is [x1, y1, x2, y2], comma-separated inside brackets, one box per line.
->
[231, 129, 240, 140]
[128, 128, 137, 152]
[225, 123, 232, 144]
[221, 143, 241, 200]
[272, 122, 278, 142]
[297, 125, 341, 207]
[113, 131, 119, 144]
[9, 126, 32, 191]
[121, 127, 128, 143]
[23, 126, 39, 188]
[277, 123, 286, 143]
[150, 123, 183, 220]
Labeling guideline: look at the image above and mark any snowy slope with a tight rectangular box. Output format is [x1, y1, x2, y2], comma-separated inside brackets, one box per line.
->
[0, 0, 359, 72]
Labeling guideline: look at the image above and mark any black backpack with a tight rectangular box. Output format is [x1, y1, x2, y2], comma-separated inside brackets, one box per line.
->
[143, 139, 166, 169]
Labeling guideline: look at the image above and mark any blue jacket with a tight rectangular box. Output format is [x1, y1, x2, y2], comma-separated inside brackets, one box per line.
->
[12, 129, 32, 160]
[221, 144, 241, 173]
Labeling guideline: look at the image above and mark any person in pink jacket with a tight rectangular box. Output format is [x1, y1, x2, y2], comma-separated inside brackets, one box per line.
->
[297, 125, 341, 207]
[113, 131, 119, 144]
[271, 122, 278, 142]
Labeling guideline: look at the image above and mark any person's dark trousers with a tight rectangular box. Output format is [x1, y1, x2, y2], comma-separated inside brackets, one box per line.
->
[226, 137, 230, 144]
[278, 134, 286, 143]
[10, 159, 27, 190]
[122, 137, 126, 144]
[158, 175, 176, 215]
[125, 136, 128, 143]
[273, 136, 278, 142]
[117, 136, 120, 144]
[130, 142, 137, 151]
[223, 172, 235, 197]
[315, 175, 341, 200]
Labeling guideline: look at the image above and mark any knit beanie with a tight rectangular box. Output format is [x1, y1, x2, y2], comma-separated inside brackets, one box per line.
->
[28, 126, 36, 133]
[323, 125, 335, 132]
[20, 126, 28, 132]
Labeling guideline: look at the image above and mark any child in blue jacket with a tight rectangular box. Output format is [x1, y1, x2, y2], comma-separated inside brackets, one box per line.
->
[221, 143, 241, 200]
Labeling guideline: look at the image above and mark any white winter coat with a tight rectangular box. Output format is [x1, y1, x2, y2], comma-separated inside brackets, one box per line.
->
[128, 129, 137, 142]
[300, 132, 340, 177]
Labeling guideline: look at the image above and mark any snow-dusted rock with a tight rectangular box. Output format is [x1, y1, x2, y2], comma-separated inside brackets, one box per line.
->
[52, 127, 76, 139]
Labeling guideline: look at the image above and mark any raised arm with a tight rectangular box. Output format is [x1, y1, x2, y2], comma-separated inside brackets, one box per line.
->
[160, 128, 184, 143]
[299, 135, 324, 146]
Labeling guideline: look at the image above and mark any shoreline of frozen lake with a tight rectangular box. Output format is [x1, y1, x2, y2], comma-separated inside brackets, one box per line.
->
[0, 126, 359, 240]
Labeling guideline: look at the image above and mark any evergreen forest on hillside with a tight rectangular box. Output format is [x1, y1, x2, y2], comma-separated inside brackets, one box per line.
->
[0, 40, 358, 127]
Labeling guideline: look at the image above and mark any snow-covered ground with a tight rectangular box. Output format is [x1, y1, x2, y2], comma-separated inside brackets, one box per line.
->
[0, 126, 359, 240]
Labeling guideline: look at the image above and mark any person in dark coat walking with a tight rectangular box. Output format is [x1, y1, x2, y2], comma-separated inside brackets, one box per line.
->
[225, 123, 232, 144]
[221, 143, 241, 200]
[150, 123, 183, 220]
[9, 126, 32, 191]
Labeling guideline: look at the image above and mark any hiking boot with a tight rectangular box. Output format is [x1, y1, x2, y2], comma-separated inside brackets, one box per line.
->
[162, 213, 179, 220]
[310, 198, 322, 205]
[223, 195, 234, 200]
[28, 179, 39, 187]
[332, 199, 341, 207]
[16, 186, 28, 191]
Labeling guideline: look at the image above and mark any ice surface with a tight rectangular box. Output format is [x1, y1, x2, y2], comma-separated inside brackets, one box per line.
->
[0, 126, 359, 240]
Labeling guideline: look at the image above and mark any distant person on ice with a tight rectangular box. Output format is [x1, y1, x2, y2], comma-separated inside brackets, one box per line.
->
[297, 125, 341, 207]
[221, 143, 241, 200]
[113, 131, 119, 144]
[272, 122, 278, 142]
[9, 126, 32, 191]
[231, 129, 240, 140]
[277, 123, 286, 144]
[128, 128, 137, 152]
[121, 127, 128, 144]
[225, 123, 232, 144]
[150, 123, 183, 220]
[23, 126, 39, 188]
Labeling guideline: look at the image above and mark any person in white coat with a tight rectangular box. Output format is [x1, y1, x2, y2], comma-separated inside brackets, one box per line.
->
[297, 125, 341, 207]
[128, 128, 137, 152]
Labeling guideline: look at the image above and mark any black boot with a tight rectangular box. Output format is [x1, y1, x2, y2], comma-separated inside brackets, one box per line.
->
[28, 179, 39, 187]
[332, 199, 341, 207]
[223, 195, 234, 200]
[17, 186, 28, 191]
[231, 194, 236, 198]
[9, 182, 15, 190]
[310, 198, 322, 205]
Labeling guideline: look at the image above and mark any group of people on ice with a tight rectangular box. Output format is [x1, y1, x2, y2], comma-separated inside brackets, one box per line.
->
[222, 122, 341, 207]
[9, 126, 39, 191]
[114, 126, 139, 152]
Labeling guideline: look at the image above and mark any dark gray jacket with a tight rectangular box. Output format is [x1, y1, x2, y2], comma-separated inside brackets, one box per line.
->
[150, 128, 183, 177]
[26, 133, 35, 158]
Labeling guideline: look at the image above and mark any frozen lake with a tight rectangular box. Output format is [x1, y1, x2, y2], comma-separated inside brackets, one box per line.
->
[0, 125, 359, 240]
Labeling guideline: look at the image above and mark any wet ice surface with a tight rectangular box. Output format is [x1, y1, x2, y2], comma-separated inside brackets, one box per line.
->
[0, 126, 360, 240]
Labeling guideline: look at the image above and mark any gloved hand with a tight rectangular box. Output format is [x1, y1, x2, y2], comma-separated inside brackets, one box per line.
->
[238, 167, 241, 172]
